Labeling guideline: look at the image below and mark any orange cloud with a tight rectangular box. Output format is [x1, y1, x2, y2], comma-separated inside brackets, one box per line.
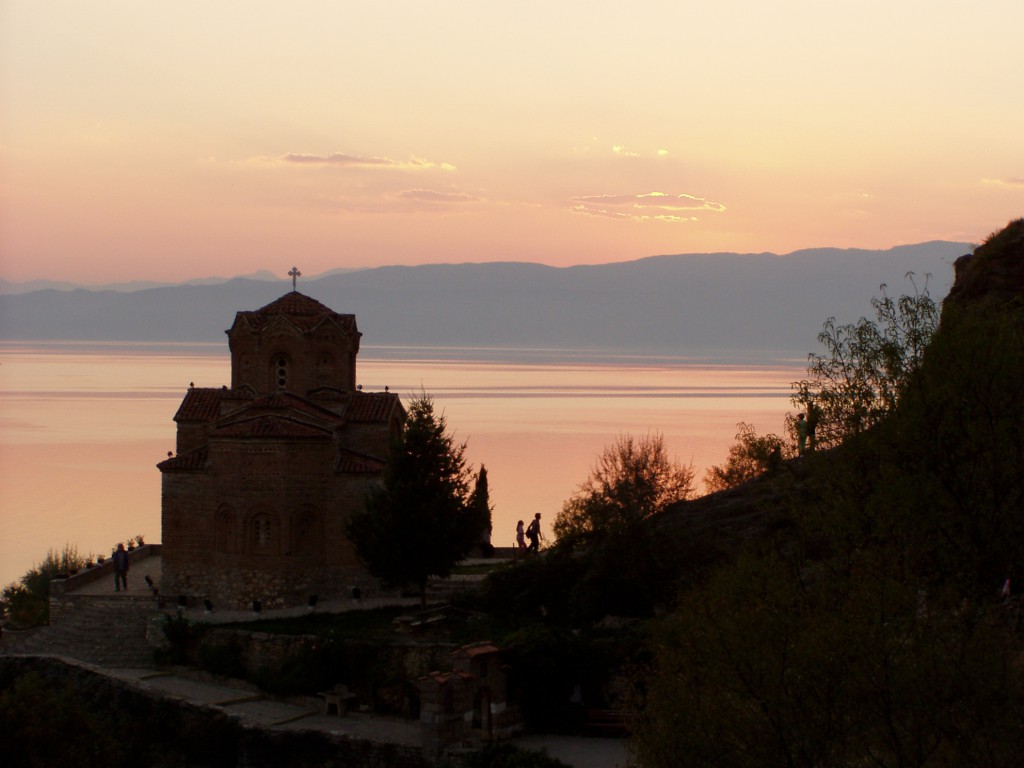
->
[569, 192, 726, 221]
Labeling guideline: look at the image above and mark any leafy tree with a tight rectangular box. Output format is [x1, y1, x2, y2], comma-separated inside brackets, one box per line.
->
[554, 433, 694, 542]
[1, 544, 88, 627]
[792, 277, 938, 449]
[346, 395, 481, 605]
[704, 422, 787, 493]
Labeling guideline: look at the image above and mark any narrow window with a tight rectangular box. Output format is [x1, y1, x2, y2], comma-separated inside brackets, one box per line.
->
[274, 355, 288, 391]
[252, 514, 272, 552]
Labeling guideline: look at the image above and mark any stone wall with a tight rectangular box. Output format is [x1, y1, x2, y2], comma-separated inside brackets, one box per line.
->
[161, 455, 382, 610]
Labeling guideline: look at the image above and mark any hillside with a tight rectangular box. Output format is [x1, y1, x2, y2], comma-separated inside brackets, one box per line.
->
[628, 219, 1024, 766]
[659, 220, 1024, 552]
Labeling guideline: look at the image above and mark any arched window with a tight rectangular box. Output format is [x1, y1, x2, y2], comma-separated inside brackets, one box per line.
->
[214, 504, 236, 553]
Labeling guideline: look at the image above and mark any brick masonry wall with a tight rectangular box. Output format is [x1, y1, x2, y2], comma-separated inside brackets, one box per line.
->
[161, 441, 384, 609]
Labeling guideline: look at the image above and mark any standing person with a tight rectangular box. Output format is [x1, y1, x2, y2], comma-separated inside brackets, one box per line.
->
[516, 520, 526, 553]
[806, 402, 820, 452]
[113, 542, 129, 592]
[796, 413, 808, 457]
[526, 513, 542, 552]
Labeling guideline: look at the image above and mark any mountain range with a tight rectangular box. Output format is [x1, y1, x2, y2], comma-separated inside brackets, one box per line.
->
[0, 243, 972, 356]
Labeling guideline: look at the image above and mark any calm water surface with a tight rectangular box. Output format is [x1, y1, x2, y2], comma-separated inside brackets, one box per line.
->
[0, 342, 804, 586]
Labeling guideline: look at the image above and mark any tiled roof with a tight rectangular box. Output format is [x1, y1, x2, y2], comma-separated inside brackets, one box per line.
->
[174, 387, 230, 422]
[336, 449, 387, 474]
[418, 671, 475, 685]
[157, 445, 209, 471]
[344, 391, 403, 423]
[230, 291, 359, 335]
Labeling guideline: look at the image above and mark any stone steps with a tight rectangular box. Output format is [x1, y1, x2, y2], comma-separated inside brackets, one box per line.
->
[12, 597, 159, 668]
[426, 574, 486, 601]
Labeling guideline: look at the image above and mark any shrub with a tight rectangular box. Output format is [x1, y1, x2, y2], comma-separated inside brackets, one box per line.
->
[454, 742, 571, 768]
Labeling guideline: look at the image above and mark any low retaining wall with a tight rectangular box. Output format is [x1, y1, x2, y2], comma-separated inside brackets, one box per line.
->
[49, 543, 161, 596]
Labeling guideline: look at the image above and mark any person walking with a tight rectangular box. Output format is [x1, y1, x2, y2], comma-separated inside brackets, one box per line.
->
[525, 513, 542, 552]
[113, 542, 129, 592]
[516, 520, 526, 554]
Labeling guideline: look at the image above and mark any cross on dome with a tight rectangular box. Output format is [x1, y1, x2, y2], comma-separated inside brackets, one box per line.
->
[288, 266, 301, 291]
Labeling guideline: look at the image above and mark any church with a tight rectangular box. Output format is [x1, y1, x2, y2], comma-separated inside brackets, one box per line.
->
[157, 285, 405, 610]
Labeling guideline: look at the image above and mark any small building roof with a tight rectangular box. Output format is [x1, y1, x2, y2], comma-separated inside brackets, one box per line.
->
[454, 643, 502, 659]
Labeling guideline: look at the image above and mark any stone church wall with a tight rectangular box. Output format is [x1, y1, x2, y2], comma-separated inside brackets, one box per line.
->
[162, 444, 385, 609]
[160, 293, 400, 612]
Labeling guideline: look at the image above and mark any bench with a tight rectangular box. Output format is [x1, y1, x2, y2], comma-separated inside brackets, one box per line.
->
[319, 683, 357, 717]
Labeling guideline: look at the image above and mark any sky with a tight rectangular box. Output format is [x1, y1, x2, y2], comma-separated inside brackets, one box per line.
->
[1, 1, 1022, 285]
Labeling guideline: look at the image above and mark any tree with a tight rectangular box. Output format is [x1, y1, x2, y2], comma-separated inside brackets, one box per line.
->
[704, 422, 787, 493]
[1, 544, 88, 628]
[553, 433, 695, 542]
[468, 464, 495, 555]
[792, 277, 938, 450]
[346, 395, 482, 605]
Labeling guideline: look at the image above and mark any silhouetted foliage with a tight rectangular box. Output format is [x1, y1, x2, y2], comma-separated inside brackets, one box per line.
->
[0, 672, 119, 768]
[0, 544, 89, 628]
[554, 433, 694, 543]
[704, 422, 787, 493]
[792, 277, 937, 449]
[632, 548, 1024, 768]
[468, 464, 495, 554]
[631, 229, 1024, 766]
[347, 395, 481, 605]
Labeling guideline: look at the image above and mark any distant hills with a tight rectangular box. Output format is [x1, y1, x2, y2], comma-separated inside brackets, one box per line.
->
[0, 243, 972, 356]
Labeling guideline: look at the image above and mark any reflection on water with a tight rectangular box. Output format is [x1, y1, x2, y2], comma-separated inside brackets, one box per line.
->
[0, 342, 804, 586]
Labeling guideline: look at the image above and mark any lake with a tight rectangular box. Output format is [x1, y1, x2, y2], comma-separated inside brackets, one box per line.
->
[0, 341, 805, 587]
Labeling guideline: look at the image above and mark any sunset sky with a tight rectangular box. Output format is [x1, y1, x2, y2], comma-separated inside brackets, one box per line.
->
[2, 1, 1022, 284]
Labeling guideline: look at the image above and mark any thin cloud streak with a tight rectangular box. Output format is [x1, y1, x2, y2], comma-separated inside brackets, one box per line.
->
[275, 153, 456, 171]
[982, 178, 1024, 188]
[396, 189, 483, 204]
[570, 192, 727, 221]
[326, 188, 485, 215]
